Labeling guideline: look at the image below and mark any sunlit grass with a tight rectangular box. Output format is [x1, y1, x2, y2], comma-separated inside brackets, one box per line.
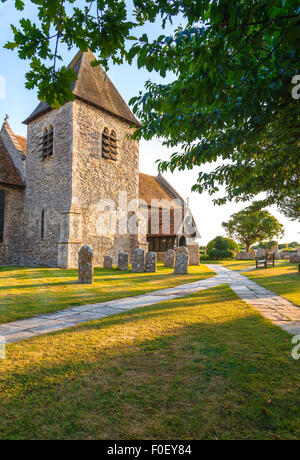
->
[0, 285, 299, 440]
[0, 263, 214, 324]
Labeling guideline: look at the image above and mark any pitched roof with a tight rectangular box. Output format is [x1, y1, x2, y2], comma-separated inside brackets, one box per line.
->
[0, 138, 24, 187]
[139, 173, 184, 206]
[14, 135, 27, 155]
[23, 50, 140, 126]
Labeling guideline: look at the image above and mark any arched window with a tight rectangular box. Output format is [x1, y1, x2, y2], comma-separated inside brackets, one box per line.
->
[179, 236, 186, 247]
[42, 125, 53, 158]
[0, 190, 5, 244]
[41, 210, 45, 239]
[102, 128, 117, 161]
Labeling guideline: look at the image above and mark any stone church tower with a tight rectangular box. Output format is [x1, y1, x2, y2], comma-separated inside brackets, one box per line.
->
[0, 50, 199, 269]
[6, 51, 145, 268]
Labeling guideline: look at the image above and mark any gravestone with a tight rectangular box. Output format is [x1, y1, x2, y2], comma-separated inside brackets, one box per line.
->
[118, 252, 129, 271]
[271, 244, 280, 260]
[164, 249, 175, 267]
[78, 245, 94, 284]
[187, 244, 200, 265]
[131, 248, 145, 273]
[174, 246, 189, 275]
[145, 251, 157, 273]
[103, 255, 113, 269]
[290, 251, 300, 263]
[236, 252, 250, 260]
[256, 248, 265, 258]
[249, 250, 256, 260]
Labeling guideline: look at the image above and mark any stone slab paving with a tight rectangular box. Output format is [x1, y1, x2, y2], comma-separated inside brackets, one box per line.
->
[1, 264, 300, 343]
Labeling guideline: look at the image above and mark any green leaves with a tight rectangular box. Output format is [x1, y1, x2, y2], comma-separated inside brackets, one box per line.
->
[3, 0, 300, 219]
[222, 206, 284, 251]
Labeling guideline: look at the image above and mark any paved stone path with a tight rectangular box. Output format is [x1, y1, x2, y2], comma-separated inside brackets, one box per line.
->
[1, 265, 299, 344]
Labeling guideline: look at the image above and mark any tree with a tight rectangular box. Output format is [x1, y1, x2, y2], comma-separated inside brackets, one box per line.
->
[222, 207, 284, 252]
[207, 236, 234, 260]
[2, 0, 300, 218]
[207, 236, 239, 254]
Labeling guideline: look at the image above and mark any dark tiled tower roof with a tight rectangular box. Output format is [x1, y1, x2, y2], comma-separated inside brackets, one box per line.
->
[23, 50, 140, 126]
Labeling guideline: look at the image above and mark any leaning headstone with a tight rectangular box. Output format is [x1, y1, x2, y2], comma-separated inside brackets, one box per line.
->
[103, 255, 113, 269]
[174, 246, 189, 275]
[187, 244, 200, 265]
[118, 252, 129, 271]
[164, 249, 175, 267]
[256, 248, 265, 258]
[145, 251, 157, 273]
[78, 245, 94, 284]
[131, 248, 145, 273]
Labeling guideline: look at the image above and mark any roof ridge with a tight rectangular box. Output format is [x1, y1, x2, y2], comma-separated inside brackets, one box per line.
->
[1, 119, 26, 155]
[24, 50, 141, 126]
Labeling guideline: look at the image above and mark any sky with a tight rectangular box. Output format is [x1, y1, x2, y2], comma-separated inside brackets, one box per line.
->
[0, 1, 299, 245]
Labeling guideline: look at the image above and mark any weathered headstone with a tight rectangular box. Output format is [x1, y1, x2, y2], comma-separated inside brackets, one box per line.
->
[145, 251, 157, 273]
[164, 249, 175, 267]
[271, 244, 280, 260]
[103, 255, 113, 269]
[249, 250, 256, 260]
[236, 252, 250, 260]
[297, 247, 300, 255]
[78, 245, 94, 284]
[174, 246, 189, 274]
[118, 252, 129, 271]
[256, 248, 265, 258]
[131, 248, 145, 273]
[290, 253, 300, 263]
[187, 244, 200, 265]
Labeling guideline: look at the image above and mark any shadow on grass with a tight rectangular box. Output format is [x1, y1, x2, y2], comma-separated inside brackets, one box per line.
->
[1, 286, 299, 440]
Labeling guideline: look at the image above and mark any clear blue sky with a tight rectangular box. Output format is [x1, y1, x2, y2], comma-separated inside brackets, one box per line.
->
[0, 0, 298, 245]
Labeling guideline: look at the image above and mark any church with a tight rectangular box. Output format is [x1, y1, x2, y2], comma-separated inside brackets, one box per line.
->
[0, 50, 198, 268]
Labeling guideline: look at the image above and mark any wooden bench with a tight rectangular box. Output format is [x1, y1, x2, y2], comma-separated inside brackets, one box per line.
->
[255, 252, 275, 269]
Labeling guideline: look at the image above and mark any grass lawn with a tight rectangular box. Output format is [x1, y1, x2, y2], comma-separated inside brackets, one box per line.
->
[214, 260, 300, 306]
[0, 264, 214, 324]
[1, 285, 299, 440]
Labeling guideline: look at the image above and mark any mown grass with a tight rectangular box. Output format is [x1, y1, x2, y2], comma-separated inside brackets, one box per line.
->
[0, 264, 214, 324]
[245, 262, 300, 306]
[213, 260, 300, 306]
[0, 285, 299, 440]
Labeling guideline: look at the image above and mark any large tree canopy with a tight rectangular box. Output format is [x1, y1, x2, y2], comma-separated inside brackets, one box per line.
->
[222, 206, 284, 252]
[2, 0, 300, 218]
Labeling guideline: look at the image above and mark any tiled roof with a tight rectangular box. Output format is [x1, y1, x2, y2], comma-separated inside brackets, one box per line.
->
[139, 173, 183, 206]
[14, 135, 27, 155]
[0, 138, 24, 187]
[24, 50, 140, 126]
